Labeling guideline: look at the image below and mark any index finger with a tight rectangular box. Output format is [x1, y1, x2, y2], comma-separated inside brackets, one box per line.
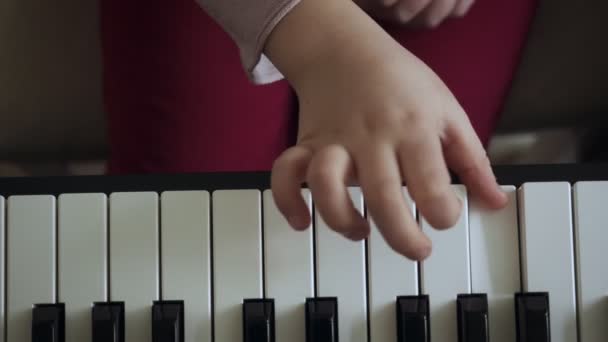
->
[443, 119, 508, 210]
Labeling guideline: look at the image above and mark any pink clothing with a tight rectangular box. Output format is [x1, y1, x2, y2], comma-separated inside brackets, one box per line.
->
[195, 0, 300, 83]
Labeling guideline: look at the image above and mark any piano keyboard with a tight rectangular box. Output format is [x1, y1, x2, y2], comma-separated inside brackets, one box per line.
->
[0, 164, 606, 342]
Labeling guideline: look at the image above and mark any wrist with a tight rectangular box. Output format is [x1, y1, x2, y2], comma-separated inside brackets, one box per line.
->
[264, 0, 393, 89]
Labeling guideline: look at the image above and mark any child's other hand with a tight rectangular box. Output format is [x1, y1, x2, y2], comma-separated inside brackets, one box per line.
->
[266, 0, 504, 260]
[355, 0, 475, 27]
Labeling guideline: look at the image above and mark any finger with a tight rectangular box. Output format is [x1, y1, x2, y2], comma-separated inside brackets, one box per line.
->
[307, 145, 369, 240]
[382, 0, 399, 7]
[412, 0, 458, 27]
[452, 0, 475, 17]
[356, 143, 432, 260]
[443, 118, 508, 209]
[394, 0, 432, 23]
[399, 132, 462, 230]
[271, 145, 313, 230]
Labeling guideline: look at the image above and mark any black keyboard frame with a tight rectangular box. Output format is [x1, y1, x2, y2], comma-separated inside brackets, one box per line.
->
[0, 163, 607, 197]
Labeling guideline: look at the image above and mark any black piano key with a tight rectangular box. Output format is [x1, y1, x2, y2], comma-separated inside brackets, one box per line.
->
[243, 299, 275, 342]
[306, 297, 338, 342]
[396, 295, 430, 342]
[92, 302, 124, 342]
[152, 300, 184, 342]
[457, 293, 489, 342]
[515, 292, 551, 342]
[32, 303, 65, 342]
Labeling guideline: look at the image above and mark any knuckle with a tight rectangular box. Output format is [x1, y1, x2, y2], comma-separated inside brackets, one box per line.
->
[307, 163, 336, 187]
[400, 131, 432, 150]
[315, 144, 345, 162]
[360, 107, 439, 140]
[401, 112, 440, 137]
[399, 110, 423, 129]
[361, 108, 400, 136]
[271, 145, 307, 171]
[271, 152, 291, 172]
[306, 146, 343, 182]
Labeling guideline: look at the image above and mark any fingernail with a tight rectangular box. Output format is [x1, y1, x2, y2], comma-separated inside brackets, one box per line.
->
[498, 186, 509, 203]
[345, 230, 366, 241]
[288, 215, 309, 230]
[417, 242, 432, 260]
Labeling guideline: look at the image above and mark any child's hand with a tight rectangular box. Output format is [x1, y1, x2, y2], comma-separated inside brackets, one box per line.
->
[355, 0, 475, 27]
[265, 0, 504, 260]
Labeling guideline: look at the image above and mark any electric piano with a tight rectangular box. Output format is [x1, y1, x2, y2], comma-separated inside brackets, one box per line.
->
[0, 164, 606, 342]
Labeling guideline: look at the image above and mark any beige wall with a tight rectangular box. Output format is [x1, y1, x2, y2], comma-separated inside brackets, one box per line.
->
[0, 0, 105, 159]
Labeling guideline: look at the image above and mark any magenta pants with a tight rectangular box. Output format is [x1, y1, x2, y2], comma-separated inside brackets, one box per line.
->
[100, 0, 538, 174]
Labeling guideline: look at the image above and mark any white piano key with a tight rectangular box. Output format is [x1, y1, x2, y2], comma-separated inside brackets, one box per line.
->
[213, 190, 263, 342]
[368, 188, 418, 342]
[58, 194, 108, 342]
[6, 195, 56, 342]
[0, 196, 4, 341]
[519, 182, 577, 342]
[469, 186, 520, 342]
[160, 191, 211, 342]
[109, 192, 159, 342]
[573, 182, 608, 341]
[420, 185, 470, 342]
[315, 187, 367, 342]
[263, 189, 314, 342]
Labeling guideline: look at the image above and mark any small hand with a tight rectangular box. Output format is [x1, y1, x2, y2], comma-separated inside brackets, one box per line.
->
[266, 0, 504, 260]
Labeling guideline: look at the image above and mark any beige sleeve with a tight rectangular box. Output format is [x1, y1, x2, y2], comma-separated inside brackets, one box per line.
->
[196, 0, 301, 84]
